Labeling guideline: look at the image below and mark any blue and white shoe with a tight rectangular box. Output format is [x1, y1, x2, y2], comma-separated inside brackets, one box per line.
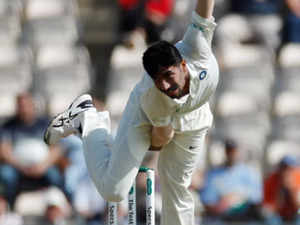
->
[44, 94, 96, 145]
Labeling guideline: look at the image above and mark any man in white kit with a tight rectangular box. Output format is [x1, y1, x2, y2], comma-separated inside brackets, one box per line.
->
[44, 0, 219, 224]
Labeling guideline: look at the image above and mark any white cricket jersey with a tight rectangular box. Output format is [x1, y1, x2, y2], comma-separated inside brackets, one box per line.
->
[134, 12, 219, 133]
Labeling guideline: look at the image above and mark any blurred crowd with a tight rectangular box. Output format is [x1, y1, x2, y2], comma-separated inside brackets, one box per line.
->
[0, 0, 300, 225]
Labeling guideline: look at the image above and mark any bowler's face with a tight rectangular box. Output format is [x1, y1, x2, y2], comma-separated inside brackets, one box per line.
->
[154, 61, 189, 99]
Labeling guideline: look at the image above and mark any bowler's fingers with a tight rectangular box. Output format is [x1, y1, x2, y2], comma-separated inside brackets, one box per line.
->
[150, 125, 174, 150]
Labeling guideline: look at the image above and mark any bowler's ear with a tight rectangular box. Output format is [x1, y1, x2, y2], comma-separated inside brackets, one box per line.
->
[181, 60, 187, 72]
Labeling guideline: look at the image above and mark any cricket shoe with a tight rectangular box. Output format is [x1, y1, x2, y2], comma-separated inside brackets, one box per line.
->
[44, 94, 96, 145]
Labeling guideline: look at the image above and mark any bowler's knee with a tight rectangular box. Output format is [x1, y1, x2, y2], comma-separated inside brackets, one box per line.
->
[100, 189, 126, 202]
[92, 181, 127, 202]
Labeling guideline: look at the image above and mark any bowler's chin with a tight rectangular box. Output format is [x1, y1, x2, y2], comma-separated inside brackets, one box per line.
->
[166, 94, 178, 99]
[166, 90, 181, 99]
[170, 90, 184, 99]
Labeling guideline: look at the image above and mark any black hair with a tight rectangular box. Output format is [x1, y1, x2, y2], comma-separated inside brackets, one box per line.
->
[142, 40, 183, 80]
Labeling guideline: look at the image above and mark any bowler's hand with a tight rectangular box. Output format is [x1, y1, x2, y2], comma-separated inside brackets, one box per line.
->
[149, 125, 174, 151]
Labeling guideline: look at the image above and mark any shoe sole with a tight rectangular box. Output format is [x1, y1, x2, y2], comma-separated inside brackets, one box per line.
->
[44, 94, 93, 145]
[44, 113, 61, 145]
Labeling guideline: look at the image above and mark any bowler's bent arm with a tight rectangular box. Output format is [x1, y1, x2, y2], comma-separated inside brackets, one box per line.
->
[149, 125, 174, 151]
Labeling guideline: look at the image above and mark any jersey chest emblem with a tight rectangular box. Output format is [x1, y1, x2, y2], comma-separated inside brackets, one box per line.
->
[199, 70, 207, 80]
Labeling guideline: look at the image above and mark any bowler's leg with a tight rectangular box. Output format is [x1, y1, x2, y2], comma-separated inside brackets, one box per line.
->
[158, 130, 207, 225]
[81, 99, 151, 202]
[44, 94, 151, 202]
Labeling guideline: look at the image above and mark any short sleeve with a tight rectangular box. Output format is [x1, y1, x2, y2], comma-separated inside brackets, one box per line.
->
[176, 12, 217, 65]
[190, 12, 217, 46]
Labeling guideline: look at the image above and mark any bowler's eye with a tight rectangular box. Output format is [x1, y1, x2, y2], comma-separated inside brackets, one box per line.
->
[164, 71, 173, 78]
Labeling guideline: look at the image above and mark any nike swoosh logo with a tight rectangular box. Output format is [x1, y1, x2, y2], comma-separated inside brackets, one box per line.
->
[189, 146, 197, 150]
[77, 100, 93, 109]
[69, 111, 79, 119]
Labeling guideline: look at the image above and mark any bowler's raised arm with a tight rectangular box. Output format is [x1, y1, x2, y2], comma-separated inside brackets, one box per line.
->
[195, 0, 215, 19]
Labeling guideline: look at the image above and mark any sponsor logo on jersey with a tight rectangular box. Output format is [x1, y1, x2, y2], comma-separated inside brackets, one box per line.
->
[199, 70, 207, 80]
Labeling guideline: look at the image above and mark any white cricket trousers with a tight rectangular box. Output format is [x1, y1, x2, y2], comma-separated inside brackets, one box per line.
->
[80, 101, 207, 225]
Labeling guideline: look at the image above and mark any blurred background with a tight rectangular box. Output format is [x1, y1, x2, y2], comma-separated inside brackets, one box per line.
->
[0, 0, 300, 224]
